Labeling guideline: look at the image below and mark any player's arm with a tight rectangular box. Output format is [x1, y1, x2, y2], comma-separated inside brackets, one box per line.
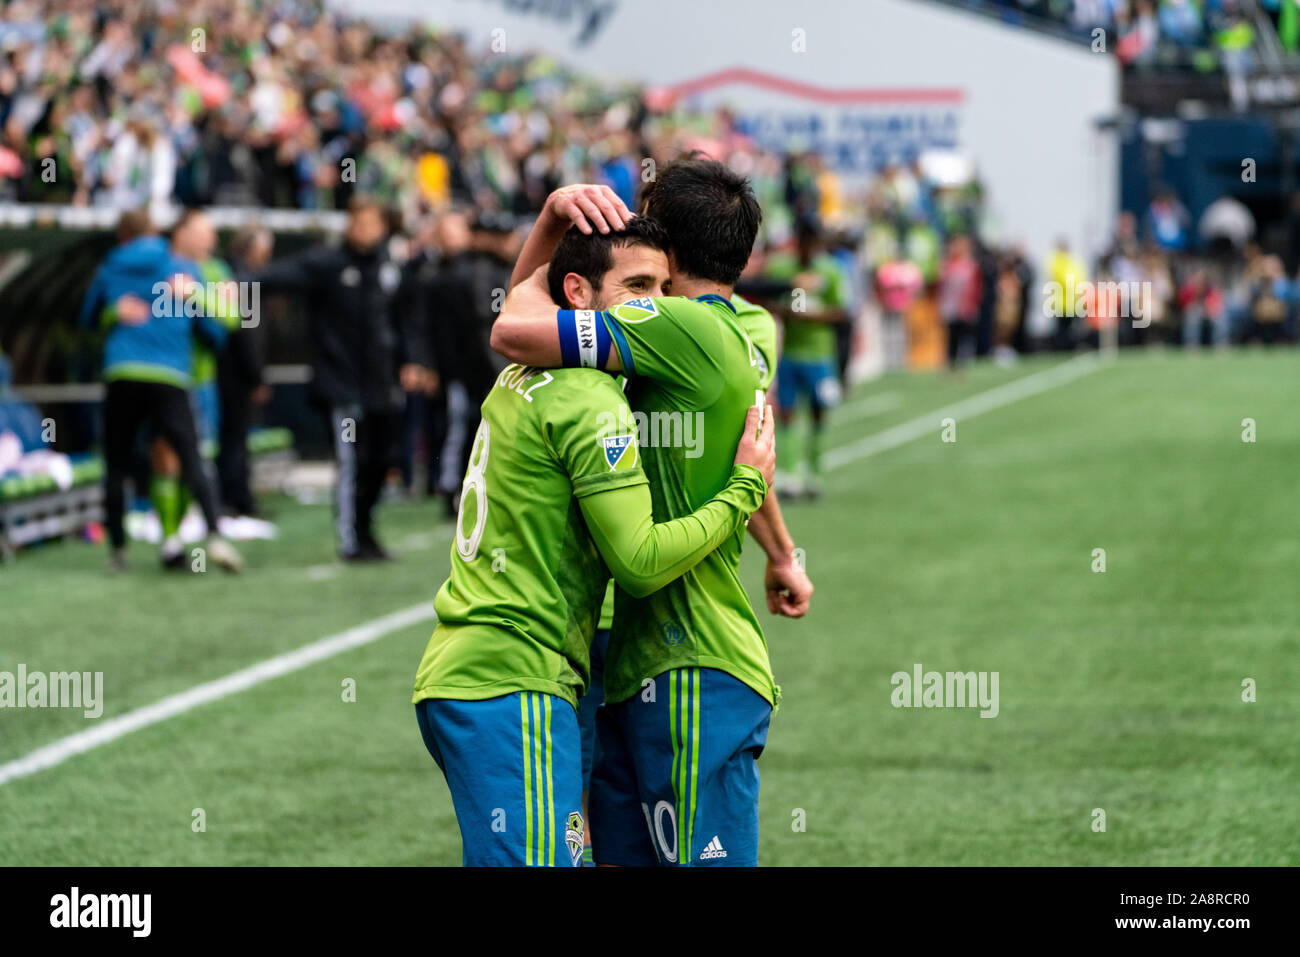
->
[496, 272, 725, 409]
[579, 406, 774, 598]
[492, 264, 591, 369]
[508, 184, 630, 290]
[171, 272, 228, 352]
[747, 494, 814, 618]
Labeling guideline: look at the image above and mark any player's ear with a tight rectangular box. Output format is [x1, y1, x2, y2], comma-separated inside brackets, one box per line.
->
[563, 272, 593, 309]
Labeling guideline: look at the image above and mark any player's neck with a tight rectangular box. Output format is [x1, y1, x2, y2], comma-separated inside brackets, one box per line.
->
[672, 278, 733, 301]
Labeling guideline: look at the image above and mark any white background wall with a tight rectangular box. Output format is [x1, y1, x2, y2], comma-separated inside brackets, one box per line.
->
[336, 0, 1120, 267]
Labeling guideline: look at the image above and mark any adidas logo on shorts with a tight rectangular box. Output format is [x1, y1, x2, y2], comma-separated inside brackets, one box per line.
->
[699, 835, 728, 860]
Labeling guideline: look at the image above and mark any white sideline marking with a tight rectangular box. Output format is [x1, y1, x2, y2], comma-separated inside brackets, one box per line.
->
[0, 602, 438, 787]
[825, 355, 1101, 471]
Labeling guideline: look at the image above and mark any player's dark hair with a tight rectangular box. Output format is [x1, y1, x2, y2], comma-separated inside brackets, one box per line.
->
[547, 215, 670, 307]
[639, 156, 761, 286]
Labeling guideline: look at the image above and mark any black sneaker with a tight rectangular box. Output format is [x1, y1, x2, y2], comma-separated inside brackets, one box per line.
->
[358, 539, 395, 562]
[341, 540, 395, 563]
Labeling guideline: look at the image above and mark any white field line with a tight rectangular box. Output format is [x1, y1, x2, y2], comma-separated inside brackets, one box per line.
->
[0, 601, 437, 787]
[0, 357, 1100, 788]
[824, 355, 1101, 471]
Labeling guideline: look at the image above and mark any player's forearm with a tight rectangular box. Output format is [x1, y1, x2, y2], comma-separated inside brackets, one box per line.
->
[748, 493, 798, 564]
[582, 465, 767, 598]
[491, 280, 565, 367]
[509, 208, 569, 290]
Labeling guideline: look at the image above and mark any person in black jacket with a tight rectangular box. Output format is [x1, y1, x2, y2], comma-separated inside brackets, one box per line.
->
[423, 211, 514, 512]
[257, 195, 434, 560]
[217, 223, 273, 518]
[398, 218, 447, 500]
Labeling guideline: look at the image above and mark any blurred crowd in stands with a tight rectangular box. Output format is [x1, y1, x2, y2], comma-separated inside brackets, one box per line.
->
[973, 0, 1300, 70]
[2, 0, 1298, 382]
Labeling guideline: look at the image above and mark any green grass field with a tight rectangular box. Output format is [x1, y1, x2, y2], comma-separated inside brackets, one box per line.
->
[3, 350, 1298, 865]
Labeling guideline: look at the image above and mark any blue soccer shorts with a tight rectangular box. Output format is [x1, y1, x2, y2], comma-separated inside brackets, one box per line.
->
[776, 357, 841, 414]
[415, 692, 584, 867]
[588, 667, 771, 867]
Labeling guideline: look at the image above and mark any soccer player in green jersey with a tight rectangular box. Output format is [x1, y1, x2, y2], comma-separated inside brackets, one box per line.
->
[492, 160, 814, 866]
[765, 221, 852, 499]
[412, 208, 776, 867]
[151, 209, 245, 568]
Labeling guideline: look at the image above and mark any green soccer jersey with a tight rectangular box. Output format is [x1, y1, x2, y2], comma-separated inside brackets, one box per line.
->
[192, 258, 240, 385]
[732, 293, 777, 391]
[765, 252, 846, 363]
[597, 581, 615, 631]
[600, 294, 779, 707]
[411, 362, 764, 711]
[413, 365, 645, 709]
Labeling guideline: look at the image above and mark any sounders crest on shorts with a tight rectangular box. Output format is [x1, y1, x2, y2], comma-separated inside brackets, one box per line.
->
[566, 811, 584, 867]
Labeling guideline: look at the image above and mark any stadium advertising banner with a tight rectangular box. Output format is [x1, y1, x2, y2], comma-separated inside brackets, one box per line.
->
[340, 0, 1119, 265]
[663, 68, 965, 181]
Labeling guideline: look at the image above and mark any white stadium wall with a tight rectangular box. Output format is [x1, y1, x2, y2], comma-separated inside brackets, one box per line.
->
[338, 0, 1120, 269]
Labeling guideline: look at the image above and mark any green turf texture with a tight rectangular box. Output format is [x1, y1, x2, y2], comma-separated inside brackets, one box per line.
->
[2, 350, 1297, 865]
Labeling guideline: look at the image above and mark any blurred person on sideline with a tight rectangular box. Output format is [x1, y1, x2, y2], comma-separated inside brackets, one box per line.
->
[78, 209, 243, 573]
[254, 195, 435, 561]
[398, 215, 448, 500]
[218, 223, 275, 517]
[1047, 238, 1088, 351]
[940, 234, 983, 368]
[428, 210, 517, 513]
[1140, 248, 1175, 347]
[1178, 263, 1226, 349]
[142, 208, 240, 559]
[766, 222, 850, 500]
[992, 251, 1025, 362]
[1245, 255, 1291, 345]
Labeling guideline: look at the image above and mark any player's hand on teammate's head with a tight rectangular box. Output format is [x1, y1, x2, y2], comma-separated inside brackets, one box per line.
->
[765, 556, 813, 618]
[734, 404, 776, 490]
[546, 185, 630, 235]
[114, 294, 151, 325]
